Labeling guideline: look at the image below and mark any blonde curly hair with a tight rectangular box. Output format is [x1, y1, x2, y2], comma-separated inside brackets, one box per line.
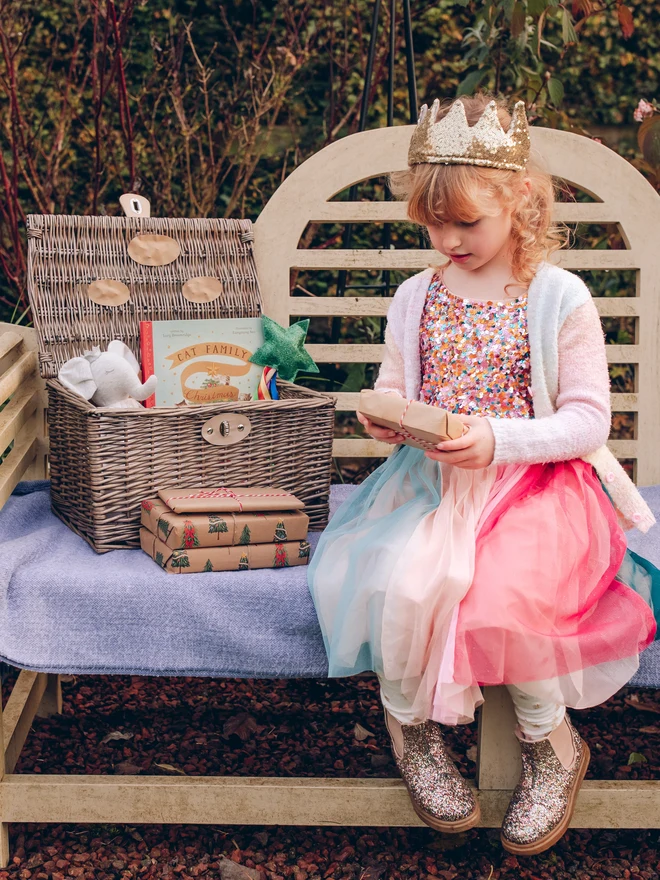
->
[390, 94, 567, 286]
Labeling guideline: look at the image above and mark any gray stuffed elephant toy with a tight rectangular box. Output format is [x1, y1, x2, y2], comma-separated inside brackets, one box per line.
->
[58, 341, 158, 409]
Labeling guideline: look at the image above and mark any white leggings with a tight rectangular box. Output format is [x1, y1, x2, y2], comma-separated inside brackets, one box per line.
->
[380, 679, 565, 740]
[506, 685, 566, 740]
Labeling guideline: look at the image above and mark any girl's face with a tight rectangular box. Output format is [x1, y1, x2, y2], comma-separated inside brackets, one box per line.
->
[426, 204, 513, 272]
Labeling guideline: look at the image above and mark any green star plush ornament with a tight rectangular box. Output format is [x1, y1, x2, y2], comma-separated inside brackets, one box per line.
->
[249, 316, 319, 383]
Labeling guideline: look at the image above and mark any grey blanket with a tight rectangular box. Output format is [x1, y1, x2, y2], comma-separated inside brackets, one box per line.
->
[1, 482, 658, 685]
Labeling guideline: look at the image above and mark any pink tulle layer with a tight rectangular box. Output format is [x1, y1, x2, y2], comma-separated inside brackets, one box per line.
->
[309, 445, 657, 725]
[452, 460, 656, 689]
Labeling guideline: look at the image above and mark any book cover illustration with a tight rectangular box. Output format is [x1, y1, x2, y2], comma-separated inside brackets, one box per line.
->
[140, 318, 264, 407]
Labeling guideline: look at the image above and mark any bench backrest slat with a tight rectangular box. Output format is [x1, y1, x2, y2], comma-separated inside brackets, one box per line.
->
[254, 125, 660, 485]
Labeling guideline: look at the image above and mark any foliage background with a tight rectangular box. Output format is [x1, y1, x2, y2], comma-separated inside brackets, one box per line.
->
[1, 0, 659, 476]
[1, 0, 659, 307]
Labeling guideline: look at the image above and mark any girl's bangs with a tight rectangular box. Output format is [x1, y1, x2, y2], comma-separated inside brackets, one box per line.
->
[407, 164, 504, 226]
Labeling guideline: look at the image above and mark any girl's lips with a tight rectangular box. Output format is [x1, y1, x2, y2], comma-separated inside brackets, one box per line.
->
[449, 253, 471, 263]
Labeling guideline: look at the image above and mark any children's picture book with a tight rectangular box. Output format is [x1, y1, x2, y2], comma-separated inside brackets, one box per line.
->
[140, 318, 264, 407]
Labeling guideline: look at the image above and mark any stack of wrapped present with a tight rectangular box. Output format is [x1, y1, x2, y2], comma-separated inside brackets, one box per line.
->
[140, 486, 310, 574]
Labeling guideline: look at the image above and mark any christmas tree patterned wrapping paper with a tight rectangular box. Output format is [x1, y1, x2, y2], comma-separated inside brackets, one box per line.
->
[140, 528, 311, 574]
[141, 498, 309, 551]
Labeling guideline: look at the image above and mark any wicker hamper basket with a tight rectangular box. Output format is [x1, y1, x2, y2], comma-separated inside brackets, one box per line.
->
[27, 213, 335, 552]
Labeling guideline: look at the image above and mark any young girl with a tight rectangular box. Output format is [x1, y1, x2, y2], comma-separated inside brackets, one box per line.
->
[308, 94, 659, 856]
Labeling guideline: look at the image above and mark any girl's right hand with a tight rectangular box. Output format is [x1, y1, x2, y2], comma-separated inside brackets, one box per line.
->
[357, 410, 405, 444]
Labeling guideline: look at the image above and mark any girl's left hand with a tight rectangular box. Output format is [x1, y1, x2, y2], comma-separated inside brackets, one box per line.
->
[425, 415, 495, 469]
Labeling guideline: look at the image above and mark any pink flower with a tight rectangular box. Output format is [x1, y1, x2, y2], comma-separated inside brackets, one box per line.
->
[634, 99, 655, 122]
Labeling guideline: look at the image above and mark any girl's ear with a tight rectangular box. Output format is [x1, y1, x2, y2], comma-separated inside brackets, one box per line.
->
[515, 177, 533, 211]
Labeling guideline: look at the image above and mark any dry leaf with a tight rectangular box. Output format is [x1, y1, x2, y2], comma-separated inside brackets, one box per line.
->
[100, 730, 134, 744]
[223, 712, 259, 741]
[218, 856, 261, 880]
[360, 864, 387, 880]
[624, 694, 660, 714]
[370, 754, 390, 769]
[353, 723, 375, 741]
[639, 725, 660, 734]
[154, 763, 187, 775]
[617, 3, 634, 38]
[113, 761, 142, 775]
[572, 0, 593, 18]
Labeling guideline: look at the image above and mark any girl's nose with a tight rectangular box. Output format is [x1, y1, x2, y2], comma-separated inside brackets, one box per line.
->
[443, 228, 462, 251]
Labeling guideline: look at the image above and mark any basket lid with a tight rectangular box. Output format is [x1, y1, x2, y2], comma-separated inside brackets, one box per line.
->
[26, 213, 263, 378]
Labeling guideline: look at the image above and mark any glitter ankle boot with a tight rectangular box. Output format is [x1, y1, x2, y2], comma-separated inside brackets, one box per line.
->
[501, 715, 590, 855]
[384, 710, 480, 833]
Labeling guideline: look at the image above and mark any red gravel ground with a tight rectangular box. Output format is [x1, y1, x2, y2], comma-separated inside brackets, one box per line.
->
[0, 672, 658, 880]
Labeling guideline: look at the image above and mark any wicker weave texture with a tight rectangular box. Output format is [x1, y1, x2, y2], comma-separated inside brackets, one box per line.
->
[47, 379, 335, 552]
[27, 214, 262, 378]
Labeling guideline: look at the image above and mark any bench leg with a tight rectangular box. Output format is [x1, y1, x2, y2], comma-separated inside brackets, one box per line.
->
[477, 685, 521, 791]
[0, 681, 9, 867]
[36, 674, 62, 718]
[0, 825, 8, 869]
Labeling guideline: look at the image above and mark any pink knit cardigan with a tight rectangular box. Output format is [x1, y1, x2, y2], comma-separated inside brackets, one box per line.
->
[373, 263, 655, 533]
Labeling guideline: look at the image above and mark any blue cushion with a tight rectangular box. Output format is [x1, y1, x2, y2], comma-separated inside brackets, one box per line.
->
[0, 482, 657, 685]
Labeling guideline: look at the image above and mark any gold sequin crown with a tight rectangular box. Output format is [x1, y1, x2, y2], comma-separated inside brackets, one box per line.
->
[408, 98, 530, 172]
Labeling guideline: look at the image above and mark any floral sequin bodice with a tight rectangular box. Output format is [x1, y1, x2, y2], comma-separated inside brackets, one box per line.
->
[419, 274, 533, 419]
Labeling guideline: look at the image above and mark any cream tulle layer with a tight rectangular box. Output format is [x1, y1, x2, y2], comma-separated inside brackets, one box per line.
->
[307, 447, 657, 725]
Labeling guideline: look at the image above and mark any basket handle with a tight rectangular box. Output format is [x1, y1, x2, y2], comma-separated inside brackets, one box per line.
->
[119, 193, 151, 218]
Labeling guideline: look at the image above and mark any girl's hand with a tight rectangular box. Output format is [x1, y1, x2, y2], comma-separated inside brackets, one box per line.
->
[425, 415, 495, 469]
[357, 410, 404, 445]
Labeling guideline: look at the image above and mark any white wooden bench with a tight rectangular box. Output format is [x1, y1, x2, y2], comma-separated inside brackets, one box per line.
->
[0, 123, 658, 866]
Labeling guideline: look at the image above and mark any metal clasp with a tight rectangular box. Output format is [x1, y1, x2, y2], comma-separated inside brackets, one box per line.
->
[201, 413, 252, 446]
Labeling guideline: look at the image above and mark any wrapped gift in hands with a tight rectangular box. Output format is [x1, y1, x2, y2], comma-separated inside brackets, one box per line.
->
[358, 389, 466, 450]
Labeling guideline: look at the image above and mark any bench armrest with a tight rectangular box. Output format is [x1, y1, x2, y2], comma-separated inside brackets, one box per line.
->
[0, 325, 47, 509]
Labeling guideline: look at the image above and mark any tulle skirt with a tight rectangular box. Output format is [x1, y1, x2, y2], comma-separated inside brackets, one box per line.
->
[308, 446, 659, 725]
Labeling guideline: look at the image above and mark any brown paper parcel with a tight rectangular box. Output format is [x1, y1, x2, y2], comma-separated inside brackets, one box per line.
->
[358, 389, 465, 449]
[140, 529, 311, 573]
[141, 497, 309, 550]
[158, 486, 305, 514]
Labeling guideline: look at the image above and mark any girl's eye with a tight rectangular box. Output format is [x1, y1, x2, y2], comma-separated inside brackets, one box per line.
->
[459, 220, 480, 228]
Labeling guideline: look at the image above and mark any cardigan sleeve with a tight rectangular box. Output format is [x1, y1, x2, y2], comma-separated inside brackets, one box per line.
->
[373, 323, 406, 397]
[487, 299, 611, 465]
[372, 273, 425, 397]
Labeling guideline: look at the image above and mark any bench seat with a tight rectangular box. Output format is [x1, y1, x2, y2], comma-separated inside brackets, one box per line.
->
[1, 482, 658, 686]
